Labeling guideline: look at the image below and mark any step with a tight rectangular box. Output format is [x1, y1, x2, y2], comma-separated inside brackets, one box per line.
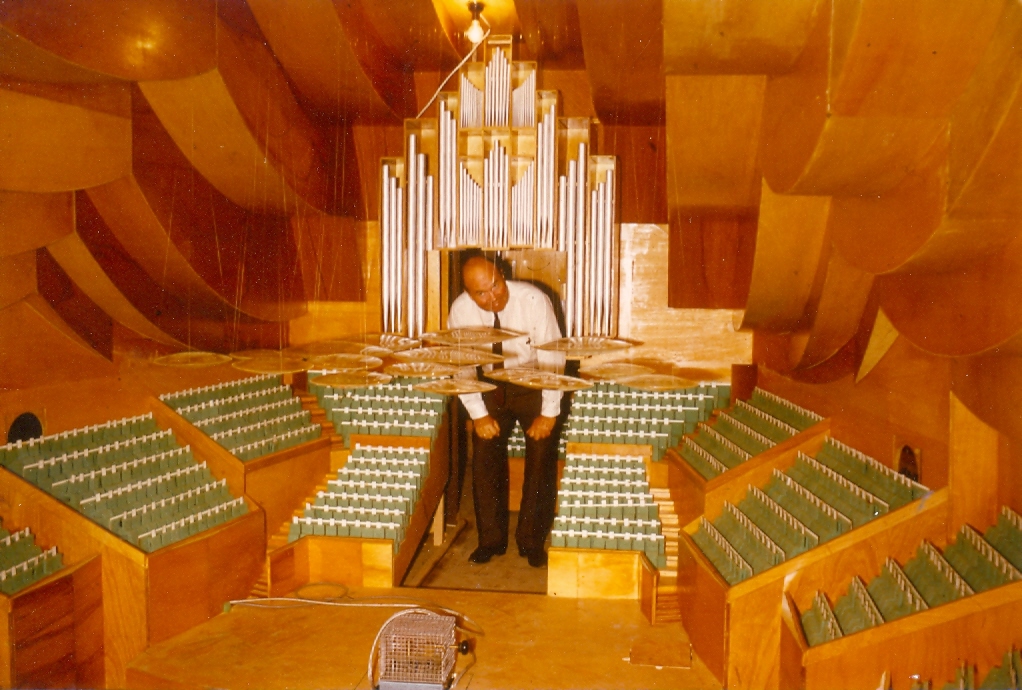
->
[984, 506, 1022, 572]
[903, 541, 973, 608]
[866, 558, 928, 623]
[801, 591, 842, 647]
[712, 414, 774, 456]
[737, 486, 818, 559]
[713, 503, 785, 575]
[748, 388, 822, 432]
[732, 400, 797, 443]
[942, 524, 1021, 593]
[814, 438, 927, 510]
[762, 470, 852, 543]
[692, 424, 749, 470]
[832, 576, 883, 636]
[787, 454, 888, 528]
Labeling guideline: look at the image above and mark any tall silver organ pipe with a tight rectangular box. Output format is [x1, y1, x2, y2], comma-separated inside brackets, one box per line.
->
[380, 36, 619, 339]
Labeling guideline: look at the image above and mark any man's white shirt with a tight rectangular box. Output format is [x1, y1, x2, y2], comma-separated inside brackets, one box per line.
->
[447, 280, 565, 419]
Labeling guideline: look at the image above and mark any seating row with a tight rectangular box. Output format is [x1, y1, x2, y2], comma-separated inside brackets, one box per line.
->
[158, 374, 281, 408]
[801, 506, 1022, 647]
[0, 521, 64, 595]
[552, 452, 667, 567]
[19, 429, 179, 484]
[677, 389, 817, 480]
[5, 417, 248, 553]
[0, 413, 160, 469]
[318, 383, 445, 446]
[289, 444, 431, 552]
[691, 440, 932, 585]
[562, 383, 727, 461]
[163, 375, 322, 462]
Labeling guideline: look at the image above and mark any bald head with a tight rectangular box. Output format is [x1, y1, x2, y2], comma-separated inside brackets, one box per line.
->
[462, 256, 509, 313]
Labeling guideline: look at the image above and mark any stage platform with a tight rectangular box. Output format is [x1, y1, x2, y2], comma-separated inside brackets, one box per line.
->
[126, 586, 719, 690]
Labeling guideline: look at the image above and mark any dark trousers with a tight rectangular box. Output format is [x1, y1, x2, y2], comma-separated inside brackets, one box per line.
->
[472, 383, 559, 553]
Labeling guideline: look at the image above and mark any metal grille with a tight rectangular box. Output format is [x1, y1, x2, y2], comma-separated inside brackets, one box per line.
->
[379, 611, 456, 686]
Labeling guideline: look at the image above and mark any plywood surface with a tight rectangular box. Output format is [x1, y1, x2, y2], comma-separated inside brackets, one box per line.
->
[127, 587, 721, 690]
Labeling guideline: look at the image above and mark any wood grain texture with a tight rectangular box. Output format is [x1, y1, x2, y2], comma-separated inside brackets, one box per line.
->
[0, 191, 72, 258]
[146, 508, 265, 645]
[738, 182, 830, 333]
[677, 529, 729, 685]
[803, 581, 1022, 690]
[663, 0, 822, 75]
[617, 223, 753, 370]
[246, 0, 409, 122]
[0, 85, 130, 192]
[0, 0, 216, 81]
[666, 75, 765, 210]
[547, 548, 650, 601]
[948, 393, 1003, 535]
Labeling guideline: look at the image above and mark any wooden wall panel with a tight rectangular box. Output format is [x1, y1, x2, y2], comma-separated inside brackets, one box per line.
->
[575, 0, 664, 125]
[0, 296, 117, 394]
[598, 124, 667, 224]
[948, 393, 1004, 535]
[668, 210, 757, 309]
[610, 224, 753, 371]
[665, 75, 765, 210]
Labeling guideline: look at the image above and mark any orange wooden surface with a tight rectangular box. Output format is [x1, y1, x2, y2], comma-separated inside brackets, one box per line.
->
[6, 555, 104, 689]
[803, 581, 1022, 690]
[547, 548, 655, 603]
[677, 530, 729, 685]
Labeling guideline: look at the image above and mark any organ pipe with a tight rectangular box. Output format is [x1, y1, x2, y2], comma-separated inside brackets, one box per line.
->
[381, 35, 619, 338]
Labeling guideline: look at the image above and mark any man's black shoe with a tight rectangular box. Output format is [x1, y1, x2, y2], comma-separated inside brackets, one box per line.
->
[468, 545, 506, 564]
[518, 545, 529, 557]
[526, 549, 548, 568]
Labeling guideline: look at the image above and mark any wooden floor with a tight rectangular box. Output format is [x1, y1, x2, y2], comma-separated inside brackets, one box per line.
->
[126, 586, 720, 690]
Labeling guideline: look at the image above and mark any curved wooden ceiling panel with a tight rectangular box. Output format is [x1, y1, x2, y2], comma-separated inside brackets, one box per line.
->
[0, 296, 118, 390]
[0, 0, 216, 81]
[86, 177, 266, 320]
[575, 0, 664, 125]
[788, 250, 874, 371]
[879, 235, 1022, 357]
[829, 135, 948, 275]
[665, 75, 765, 210]
[351, 0, 461, 72]
[138, 13, 337, 215]
[245, 0, 408, 122]
[736, 180, 830, 333]
[74, 190, 294, 352]
[759, 0, 998, 197]
[827, 0, 1002, 119]
[514, 0, 584, 69]
[0, 28, 119, 83]
[130, 89, 306, 324]
[0, 191, 73, 258]
[663, 0, 822, 75]
[46, 230, 185, 348]
[0, 85, 130, 192]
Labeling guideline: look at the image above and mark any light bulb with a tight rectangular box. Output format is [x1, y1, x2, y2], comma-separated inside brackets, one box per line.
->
[465, 18, 485, 45]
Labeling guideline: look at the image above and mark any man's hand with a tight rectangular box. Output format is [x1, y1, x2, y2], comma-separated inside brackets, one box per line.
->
[473, 415, 501, 440]
[526, 415, 556, 440]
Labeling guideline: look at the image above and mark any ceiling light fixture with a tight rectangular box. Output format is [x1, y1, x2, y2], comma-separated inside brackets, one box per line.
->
[465, 2, 486, 45]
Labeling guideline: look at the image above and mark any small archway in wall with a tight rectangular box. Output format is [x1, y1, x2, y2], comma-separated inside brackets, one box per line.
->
[7, 412, 43, 445]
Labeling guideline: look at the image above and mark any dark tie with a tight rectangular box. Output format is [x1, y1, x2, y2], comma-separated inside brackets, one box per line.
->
[492, 312, 503, 369]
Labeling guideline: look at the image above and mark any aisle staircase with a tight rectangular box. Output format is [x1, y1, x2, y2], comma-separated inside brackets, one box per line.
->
[651, 488, 681, 622]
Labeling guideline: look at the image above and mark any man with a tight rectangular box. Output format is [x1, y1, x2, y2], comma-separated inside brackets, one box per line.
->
[448, 252, 566, 568]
